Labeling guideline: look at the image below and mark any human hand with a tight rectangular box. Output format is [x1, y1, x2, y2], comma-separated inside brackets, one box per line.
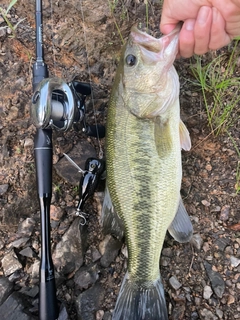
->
[160, 0, 240, 58]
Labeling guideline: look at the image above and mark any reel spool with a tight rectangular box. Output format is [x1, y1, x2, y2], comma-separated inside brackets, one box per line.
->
[31, 78, 88, 132]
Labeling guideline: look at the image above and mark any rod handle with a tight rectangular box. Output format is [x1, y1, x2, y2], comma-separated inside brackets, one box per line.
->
[39, 279, 59, 320]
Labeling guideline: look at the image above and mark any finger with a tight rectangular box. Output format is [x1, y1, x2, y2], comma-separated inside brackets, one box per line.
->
[209, 8, 231, 50]
[178, 19, 195, 58]
[160, 23, 178, 35]
[194, 6, 212, 55]
[160, 1, 179, 34]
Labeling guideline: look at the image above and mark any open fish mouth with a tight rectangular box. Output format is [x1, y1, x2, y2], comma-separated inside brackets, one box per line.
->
[130, 23, 181, 63]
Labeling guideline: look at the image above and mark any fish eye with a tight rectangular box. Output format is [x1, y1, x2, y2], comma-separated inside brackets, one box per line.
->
[125, 54, 137, 67]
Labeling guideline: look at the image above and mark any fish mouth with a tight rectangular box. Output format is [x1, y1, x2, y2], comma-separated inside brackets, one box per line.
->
[130, 23, 181, 63]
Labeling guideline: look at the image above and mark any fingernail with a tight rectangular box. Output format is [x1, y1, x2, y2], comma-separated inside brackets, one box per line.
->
[184, 19, 195, 31]
[197, 6, 211, 25]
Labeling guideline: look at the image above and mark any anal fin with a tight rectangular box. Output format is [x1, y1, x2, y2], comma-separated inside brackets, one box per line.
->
[168, 197, 193, 243]
[101, 187, 125, 241]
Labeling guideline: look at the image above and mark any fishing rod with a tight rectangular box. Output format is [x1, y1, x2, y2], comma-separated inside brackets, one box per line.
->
[32, 0, 58, 319]
[31, 1, 105, 319]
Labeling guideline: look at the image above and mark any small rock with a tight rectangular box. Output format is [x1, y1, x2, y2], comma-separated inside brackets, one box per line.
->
[0, 239, 4, 250]
[0, 291, 33, 320]
[191, 311, 199, 319]
[91, 248, 101, 262]
[1, 250, 22, 276]
[230, 256, 240, 268]
[227, 294, 235, 305]
[201, 199, 211, 207]
[203, 285, 213, 299]
[203, 242, 210, 252]
[0, 292, 33, 320]
[204, 261, 225, 298]
[0, 28, 7, 39]
[96, 310, 104, 320]
[19, 247, 34, 258]
[99, 234, 122, 268]
[121, 245, 128, 259]
[169, 276, 182, 290]
[219, 205, 230, 221]
[214, 237, 230, 251]
[160, 256, 170, 267]
[58, 303, 69, 320]
[75, 283, 105, 320]
[190, 233, 203, 250]
[8, 270, 22, 282]
[102, 311, 112, 320]
[23, 138, 34, 148]
[0, 277, 14, 305]
[0, 184, 9, 196]
[194, 297, 201, 306]
[200, 308, 217, 319]
[74, 264, 99, 290]
[216, 308, 223, 319]
[205, 164, 212, 171]
[50, 205, 64, 221]
[20, 286, 39, 298]
[17, 218, 36, 237]
[171, 302, 185, 320]
[161, 247, 173, 257]
[6, 106, 18, 121]
[30, 260, 40, 279]
[53, 217, 86, 275]
[211, 206, 221, 212]
[10, 237, 30, 249]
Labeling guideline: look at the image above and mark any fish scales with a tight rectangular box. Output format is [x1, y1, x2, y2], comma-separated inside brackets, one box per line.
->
[104, 24, 192, 320]
[107, 94, 181, 283]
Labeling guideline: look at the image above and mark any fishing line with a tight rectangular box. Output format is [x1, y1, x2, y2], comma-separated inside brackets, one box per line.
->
[79, 0, 103, 159]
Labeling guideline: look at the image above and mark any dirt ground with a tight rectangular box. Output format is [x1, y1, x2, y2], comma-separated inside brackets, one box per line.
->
[0, 0, 240, 319]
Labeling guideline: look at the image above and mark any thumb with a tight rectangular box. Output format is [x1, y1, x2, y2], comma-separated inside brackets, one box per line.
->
[160, 22, 179, 34]
[160, 3, 181, 34]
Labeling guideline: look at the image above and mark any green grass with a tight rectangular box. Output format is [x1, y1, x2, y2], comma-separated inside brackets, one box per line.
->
[107, 0, 154, 44]
[107, 0, 126, 44]
[0, 0, 25, 37]
[53, 183, 62, 195]
[228, 132, 240, 194]
[190, 40, 240, 193]
[190, 39, 240, 135]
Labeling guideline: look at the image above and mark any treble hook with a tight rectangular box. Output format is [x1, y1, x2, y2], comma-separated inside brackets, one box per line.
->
[76, 209, 88, 226]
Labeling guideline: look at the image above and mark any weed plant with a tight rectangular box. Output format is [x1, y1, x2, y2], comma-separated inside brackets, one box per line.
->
[107, 0, 154, 44]
[190, 41, 240, 193]
[190, 39, 240, 135]
[0, 0, 25, 37]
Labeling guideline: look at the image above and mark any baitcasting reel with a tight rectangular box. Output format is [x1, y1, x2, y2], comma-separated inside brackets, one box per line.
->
[31, 77, 105, 137]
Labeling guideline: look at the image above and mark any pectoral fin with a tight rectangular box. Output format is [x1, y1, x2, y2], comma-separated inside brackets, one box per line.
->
[168, 197, 193, 243]
[179, 119, 191, 151]
[101, 186, 125, 241]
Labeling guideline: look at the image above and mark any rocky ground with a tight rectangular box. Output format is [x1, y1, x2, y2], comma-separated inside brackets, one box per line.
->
[0, 0, 240, 319]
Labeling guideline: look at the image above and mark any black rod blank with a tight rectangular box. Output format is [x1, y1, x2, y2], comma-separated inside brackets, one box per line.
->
[32, 1, 59, 319]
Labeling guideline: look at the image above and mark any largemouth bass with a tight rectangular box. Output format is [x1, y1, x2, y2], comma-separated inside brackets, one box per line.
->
[102, 24, 193, 320]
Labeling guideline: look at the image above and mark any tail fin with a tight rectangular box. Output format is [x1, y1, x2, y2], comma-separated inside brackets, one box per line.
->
[112, 272, 168, 320]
